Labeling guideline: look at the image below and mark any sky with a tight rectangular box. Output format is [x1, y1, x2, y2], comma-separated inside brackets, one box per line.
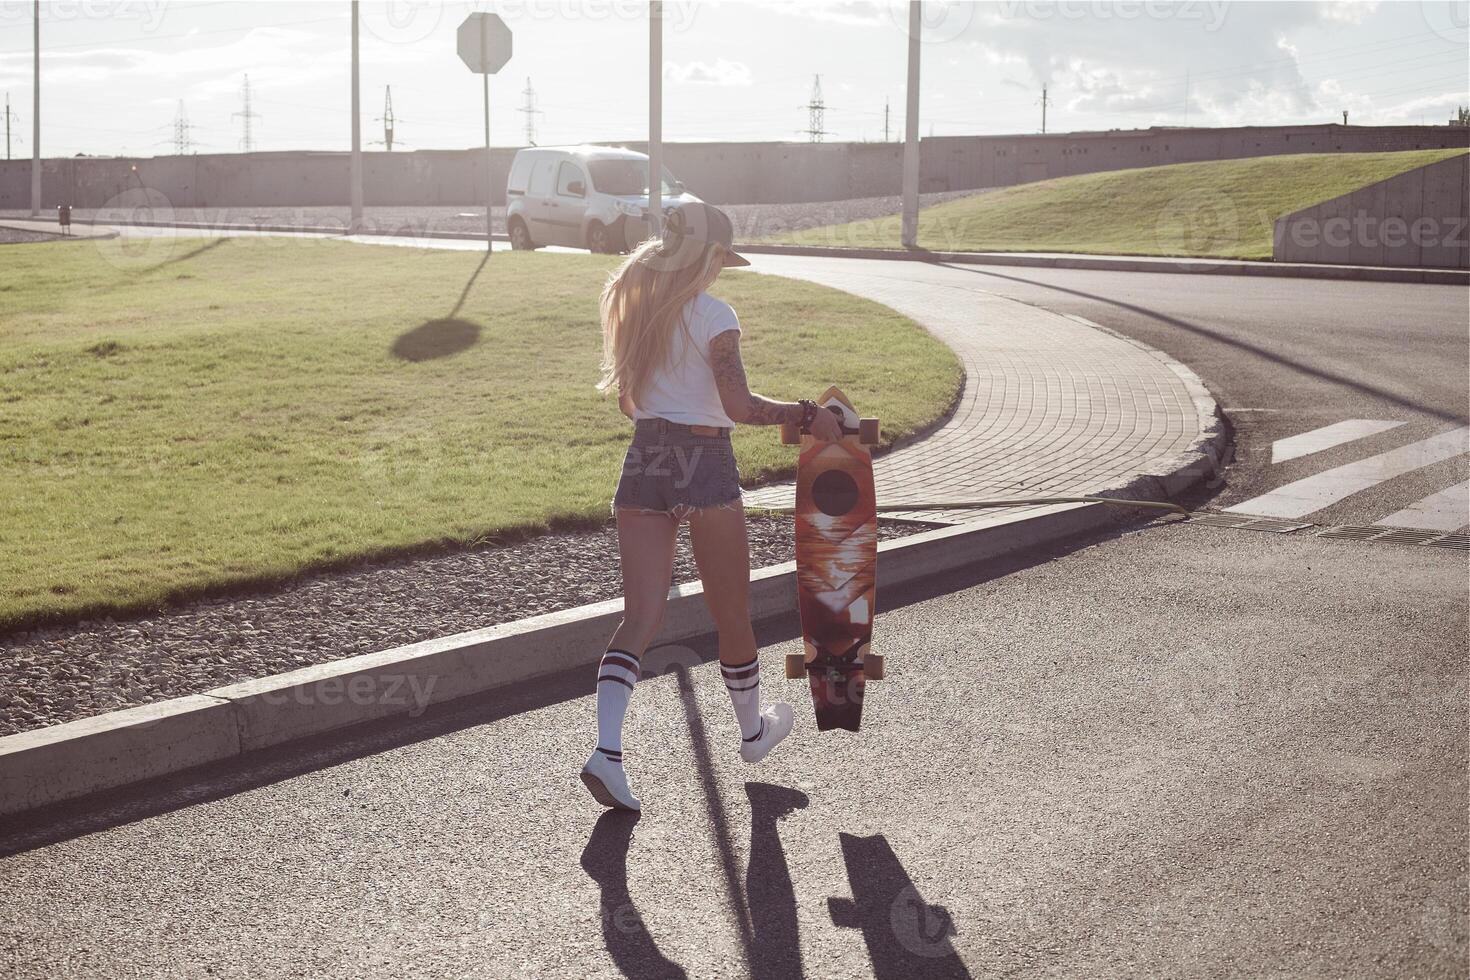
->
[0, 0, 1465, 158]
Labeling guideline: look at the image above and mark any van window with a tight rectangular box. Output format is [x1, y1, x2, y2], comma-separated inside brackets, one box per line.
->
[528, 159, 555, 197]
[587, 159, 679, 196]
[556, 162, 586, 198]
[507, 153, 534, 194]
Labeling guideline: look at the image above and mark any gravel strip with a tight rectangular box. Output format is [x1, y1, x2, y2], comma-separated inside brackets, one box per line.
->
[0, 516, 931, 736]
[0, 191, 985, 244]
[0, 226, 65, 245]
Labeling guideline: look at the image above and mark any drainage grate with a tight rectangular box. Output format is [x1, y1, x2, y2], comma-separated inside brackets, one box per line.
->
[1189, 513, 1314, 533]
[1317, 525, 1470, 550]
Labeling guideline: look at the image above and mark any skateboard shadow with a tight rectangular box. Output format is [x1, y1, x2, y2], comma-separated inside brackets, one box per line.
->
[580, 810, 689, 980]
[829, 833, 972, 979]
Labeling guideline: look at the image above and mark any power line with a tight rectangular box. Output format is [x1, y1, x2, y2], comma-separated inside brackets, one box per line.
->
[518, 77, 544, 145]
[374, 85, 396, 150]
[232, 74, 260, 152]
[3, 92, 20, 160]
[171, 100, 198, 154]
[804, 74, 828, 142]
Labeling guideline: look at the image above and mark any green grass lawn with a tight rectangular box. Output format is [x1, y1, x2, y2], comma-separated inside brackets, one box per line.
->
[766, 149, 1469, 260]
[0, 237, 961, 630]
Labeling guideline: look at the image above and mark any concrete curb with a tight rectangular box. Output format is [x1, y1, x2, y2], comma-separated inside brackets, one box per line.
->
[0, 503, 1107, 818]
[734, 242, 1469, 286]
[0, 299, 1226, 820]
[48, 217, 1466, 284]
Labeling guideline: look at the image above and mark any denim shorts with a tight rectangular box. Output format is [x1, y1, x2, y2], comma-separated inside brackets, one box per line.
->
[612, 418, 743, 519]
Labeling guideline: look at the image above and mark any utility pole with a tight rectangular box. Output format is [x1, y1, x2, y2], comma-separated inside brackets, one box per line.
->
[1342, 110, 1349, 126]
[649, 1, 662, 236]
[3, 92, 19, 161]
[350, 0, 362, 235]
[805, 74, 828, 142]
[1039, 85, 1050, 134]
[31, 0, 40, 216]
[1183, 69, 1190, 126]
[518, 77, 542, 145]
[884, 97, 890, 142]
[233, 74, 260, 151]
[901, 1, 920, 249]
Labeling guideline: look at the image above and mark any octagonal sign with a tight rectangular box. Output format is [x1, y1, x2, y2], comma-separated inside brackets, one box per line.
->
[457, 12, 511, 74]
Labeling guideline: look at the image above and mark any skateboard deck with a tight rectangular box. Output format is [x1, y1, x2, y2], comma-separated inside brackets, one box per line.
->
[782, 387, 882, 731]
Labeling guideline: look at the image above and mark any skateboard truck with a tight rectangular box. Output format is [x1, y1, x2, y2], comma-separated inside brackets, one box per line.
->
[781, 404, 880, 446]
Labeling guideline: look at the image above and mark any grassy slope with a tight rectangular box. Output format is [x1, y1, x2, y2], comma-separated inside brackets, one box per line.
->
[769, 149, 1469, 259]
[0, 237, 961, 629]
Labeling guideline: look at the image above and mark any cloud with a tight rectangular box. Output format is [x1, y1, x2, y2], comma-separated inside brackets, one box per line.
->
[664, 58, 753, 86]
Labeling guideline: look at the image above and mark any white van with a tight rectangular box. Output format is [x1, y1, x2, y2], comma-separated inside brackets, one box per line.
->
[504, 144, 701, 253]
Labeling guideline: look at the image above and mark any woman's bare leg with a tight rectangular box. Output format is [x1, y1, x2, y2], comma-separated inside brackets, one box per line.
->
[690, 503, 793, 759]
[687, 503, 756, 666]
[608, 509, 679, 657]
[585, 509, 678, 810]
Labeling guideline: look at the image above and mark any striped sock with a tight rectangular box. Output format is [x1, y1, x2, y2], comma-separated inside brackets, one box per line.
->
[722, 656, 764, 742]
[595, 648, 640, 761]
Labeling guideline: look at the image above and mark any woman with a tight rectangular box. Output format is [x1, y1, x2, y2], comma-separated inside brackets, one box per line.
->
[581, 202, 842, 811]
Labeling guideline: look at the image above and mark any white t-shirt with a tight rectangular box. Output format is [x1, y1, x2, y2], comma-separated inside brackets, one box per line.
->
[631, 291, 740, 428]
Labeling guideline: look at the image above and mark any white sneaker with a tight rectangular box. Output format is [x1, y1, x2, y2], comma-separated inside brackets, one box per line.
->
[740, 703, 795, 764]
[581, 750, 641, 811]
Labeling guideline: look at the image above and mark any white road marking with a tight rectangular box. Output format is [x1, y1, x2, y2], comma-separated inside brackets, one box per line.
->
[1270, 419, 1405, 464]
[1227, 426, 1470, 520]
[1374, 481, 1470, 532]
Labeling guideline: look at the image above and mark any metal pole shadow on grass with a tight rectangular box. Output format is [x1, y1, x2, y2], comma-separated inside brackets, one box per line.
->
[457, 13, 513, 252]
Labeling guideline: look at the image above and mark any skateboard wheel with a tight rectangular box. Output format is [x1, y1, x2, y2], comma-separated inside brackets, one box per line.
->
[780, 422, 801, 445]
[859, 418, 880, 445]
[785, 653, 806, 679]
[863, 653, 884, 680]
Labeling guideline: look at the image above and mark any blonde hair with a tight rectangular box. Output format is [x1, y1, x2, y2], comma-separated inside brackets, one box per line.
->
[597, 237, 728, 403]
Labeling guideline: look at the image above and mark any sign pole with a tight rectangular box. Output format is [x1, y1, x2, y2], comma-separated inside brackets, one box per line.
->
[648, 1, 662, 237]
[481, 17, 492, 253]
[455, 11, 510, 252]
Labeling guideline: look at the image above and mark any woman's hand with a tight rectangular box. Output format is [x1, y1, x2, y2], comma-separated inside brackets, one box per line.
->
[808, 405, 844, 442]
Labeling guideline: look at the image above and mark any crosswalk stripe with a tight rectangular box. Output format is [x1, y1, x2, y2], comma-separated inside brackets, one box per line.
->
[1270, 419, 1404, 464]
[1226, 426, 1470, 520]
[1374, 480, 1470, 532]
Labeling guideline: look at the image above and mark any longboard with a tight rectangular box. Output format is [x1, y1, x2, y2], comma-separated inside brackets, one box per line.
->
[781, 387, 882, 731]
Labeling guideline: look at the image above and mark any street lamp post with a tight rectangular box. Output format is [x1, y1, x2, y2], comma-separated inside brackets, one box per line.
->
[30, 0, 39, 217]
[901, 1, 921, 249]
[350, 1, 363, 234]
[648, 1, 662, 238]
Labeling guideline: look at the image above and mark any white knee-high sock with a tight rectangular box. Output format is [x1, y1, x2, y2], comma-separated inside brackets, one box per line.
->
[596, 648, 640, 763]
[722, 656, 764, 742]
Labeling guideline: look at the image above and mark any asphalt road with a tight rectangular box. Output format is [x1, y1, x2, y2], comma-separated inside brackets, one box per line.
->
[1, 519, 1463, 979]
[2, 246, 1464, 978]
[743, 256, 1469, 529]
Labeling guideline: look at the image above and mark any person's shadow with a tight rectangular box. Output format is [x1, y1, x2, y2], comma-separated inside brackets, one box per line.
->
[745, 782, 809, 978]
[579, 811, 689, 979]
[829, 833, 972, 979]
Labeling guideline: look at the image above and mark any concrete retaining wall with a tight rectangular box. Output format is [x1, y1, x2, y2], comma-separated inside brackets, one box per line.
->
[2, 124, 1466, 210]
[1273, 153, 1469, 269]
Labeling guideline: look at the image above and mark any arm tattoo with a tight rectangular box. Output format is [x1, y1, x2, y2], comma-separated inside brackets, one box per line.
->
[708, 330, 801, 426]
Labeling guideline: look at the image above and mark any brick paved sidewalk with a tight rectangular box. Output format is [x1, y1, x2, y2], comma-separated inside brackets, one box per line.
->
[741, 255, 1214, 525]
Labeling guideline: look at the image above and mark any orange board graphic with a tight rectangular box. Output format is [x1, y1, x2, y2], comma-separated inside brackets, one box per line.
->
[784, 387, 881, 731]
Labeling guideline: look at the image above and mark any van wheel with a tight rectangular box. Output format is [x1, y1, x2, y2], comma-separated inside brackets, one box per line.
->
[587, 221, 615, 254]
[508, 218, 536, 251]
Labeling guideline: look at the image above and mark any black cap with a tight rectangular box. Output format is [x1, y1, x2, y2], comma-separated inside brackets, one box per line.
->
[654, 201, 750, 270]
